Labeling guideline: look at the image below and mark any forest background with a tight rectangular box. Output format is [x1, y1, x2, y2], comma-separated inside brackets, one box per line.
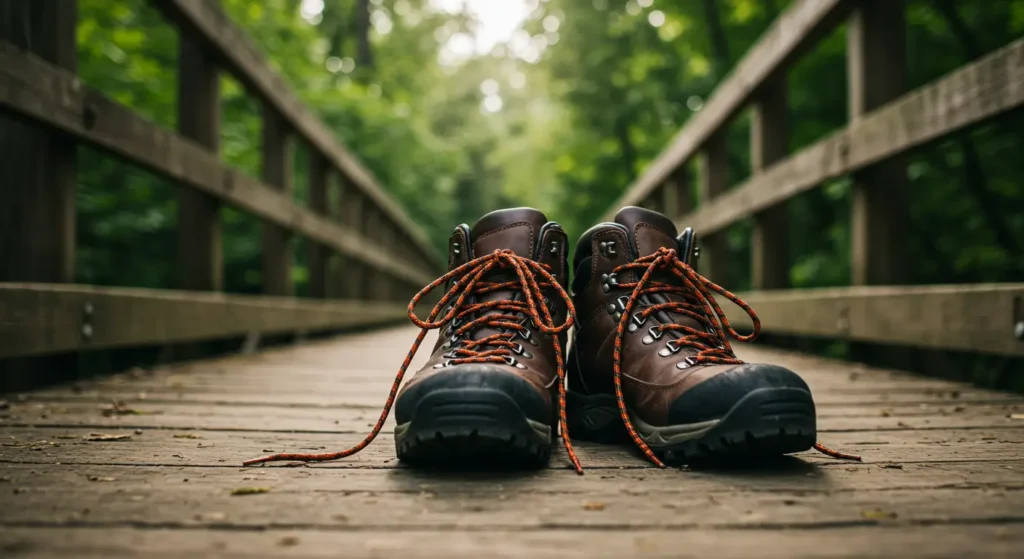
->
[75, 0, 1024, 295]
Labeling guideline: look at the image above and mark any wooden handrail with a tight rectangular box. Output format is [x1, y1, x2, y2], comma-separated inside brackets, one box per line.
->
[602, 0, 853, 221]
[152, 0, 444, 271]
[682, 37, 1024, 236]
[0, 43, 434, 287]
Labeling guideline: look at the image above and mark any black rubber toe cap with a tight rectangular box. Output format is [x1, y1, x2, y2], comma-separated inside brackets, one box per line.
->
[395, 364, 549, 425]
[667, 363, 812, 425]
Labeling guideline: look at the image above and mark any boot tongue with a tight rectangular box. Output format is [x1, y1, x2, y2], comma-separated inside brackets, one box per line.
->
[463, 207, 548, 344]
[470, 207, 548, 260]
[614, 208, 710, 349]
[614, 206, 678, 258]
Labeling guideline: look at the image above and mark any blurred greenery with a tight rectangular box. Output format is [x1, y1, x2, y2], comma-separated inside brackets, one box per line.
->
[74, 0, 1024, 296]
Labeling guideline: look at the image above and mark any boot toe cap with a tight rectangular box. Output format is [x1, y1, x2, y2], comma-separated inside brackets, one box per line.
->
[667, 363, 812, 425]
[395, 364, 550, 425]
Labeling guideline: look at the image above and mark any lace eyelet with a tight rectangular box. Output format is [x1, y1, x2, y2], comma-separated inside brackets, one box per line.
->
[658, 340, 681, 357]
[676, 356, 699, 369]
[642, 326, 663, 344]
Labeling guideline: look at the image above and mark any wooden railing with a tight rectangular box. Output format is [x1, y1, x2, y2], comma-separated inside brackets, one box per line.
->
[0, 0, 443, 369]
[607, 0, 1024, 361]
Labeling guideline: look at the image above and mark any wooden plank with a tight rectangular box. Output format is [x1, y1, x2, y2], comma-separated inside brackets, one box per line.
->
[260, 108, 293, 296]
[1, 426, 1021, 468]
[3, 460, 1019, 498]
[2, 472, 1021, 530]
[681, 36, 1024, 236]
[733, 284, 1024, 355]
[750, 75, 790, 289]
[0, 42, 433, 287]
[174, 35, 223, 291]
[2, 397, 1018, 433]
[0, 283, 407, 358]
[151, 0, 443, 272]
[1, 525, 1021, 559]
[604, 0, 853, 218]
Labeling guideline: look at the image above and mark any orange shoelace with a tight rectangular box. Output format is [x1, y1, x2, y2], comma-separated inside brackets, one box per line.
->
[243, 249, 583, 473]
[610, 247, 862, 468]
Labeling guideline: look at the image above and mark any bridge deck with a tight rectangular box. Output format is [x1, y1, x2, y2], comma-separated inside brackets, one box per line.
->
[1, 326, 1022, 558]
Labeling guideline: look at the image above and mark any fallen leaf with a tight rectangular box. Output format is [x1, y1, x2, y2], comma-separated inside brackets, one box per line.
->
[231, 487, 270, 496]
[87, 476, 117, 482]
[278, 536, 299, 547]
[134, 429, 143, 435]
[1010, 414, 1024, 420]
[861, 508, 898, 520]
[174, 433, 202, 439]
[84, 433, 132, 442]
[582, 502, 606, 511]
[879, 410, 891, 417]
[953, 405, 966, 413]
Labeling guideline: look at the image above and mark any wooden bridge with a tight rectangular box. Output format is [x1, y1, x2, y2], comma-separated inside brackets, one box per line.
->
[1, 0, 1023, 557]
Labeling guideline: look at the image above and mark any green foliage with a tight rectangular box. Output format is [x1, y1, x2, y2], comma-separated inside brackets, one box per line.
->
[73, 0, 1024, 296]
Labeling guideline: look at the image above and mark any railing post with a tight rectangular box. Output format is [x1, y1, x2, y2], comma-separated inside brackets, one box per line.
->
[0, 0, 78, 284]
[307, 152, 329, 298]
[176, 34, 222, 292]
[662, 168, 691, 221]
[750, 74, 790, 289]
[847, 0, 908, 287]
[0, 0, 78, 390]
[340, 183, 366, 299]
[697, 133, 730, 284]
[261, 108, 294, 296]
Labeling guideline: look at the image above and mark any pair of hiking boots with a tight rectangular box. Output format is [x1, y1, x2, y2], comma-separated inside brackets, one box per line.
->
[246, 207, 855, 472]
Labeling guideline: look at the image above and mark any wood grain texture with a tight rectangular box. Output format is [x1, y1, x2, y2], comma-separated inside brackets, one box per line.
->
[0, 283, 407, 358]
[1, 325, 1021, 557]
[730, 284, 1024, 356]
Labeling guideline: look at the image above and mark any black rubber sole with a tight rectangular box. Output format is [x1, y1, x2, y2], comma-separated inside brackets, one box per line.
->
[566, 386, 817, 465]
[394, 387, 553, 469]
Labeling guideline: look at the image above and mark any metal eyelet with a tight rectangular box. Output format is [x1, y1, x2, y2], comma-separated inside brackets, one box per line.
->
[518, 328, 532, 340]
[627, 312, 647, 333]
[642, 326, 662, 345]
[433, 359, 454, 369]
[658, 340, 681, 357]
[502, 356, 526, 369]
[676, 356, 699, 369]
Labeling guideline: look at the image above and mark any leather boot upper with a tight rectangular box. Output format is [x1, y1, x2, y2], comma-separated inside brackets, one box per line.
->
[568, 206, 764, 427]
[395, 208, 571, 422]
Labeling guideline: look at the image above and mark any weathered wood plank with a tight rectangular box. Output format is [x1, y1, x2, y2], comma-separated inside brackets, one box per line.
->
[1, 398, 1018, 433]
[731, 284, 1024, 356]
[0, 284, 407, 358]
[0, 42, 433, 287]
[2, 524, 1021, 559]
[3, 477, 1021, 529]
[151, 0, 443, 272]
[1, 426, 1020, 468]
[604, 0, 853, 216]
[683, 36, 1024, 236]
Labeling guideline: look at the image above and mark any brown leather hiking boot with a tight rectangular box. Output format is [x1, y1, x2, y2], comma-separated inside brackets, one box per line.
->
[391, 208, 577, 468]
[244, 208, 581, 471]
[566, 206, 858, 466]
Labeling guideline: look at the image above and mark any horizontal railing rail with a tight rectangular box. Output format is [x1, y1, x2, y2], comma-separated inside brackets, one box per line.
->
[0, 0, 442, 379]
